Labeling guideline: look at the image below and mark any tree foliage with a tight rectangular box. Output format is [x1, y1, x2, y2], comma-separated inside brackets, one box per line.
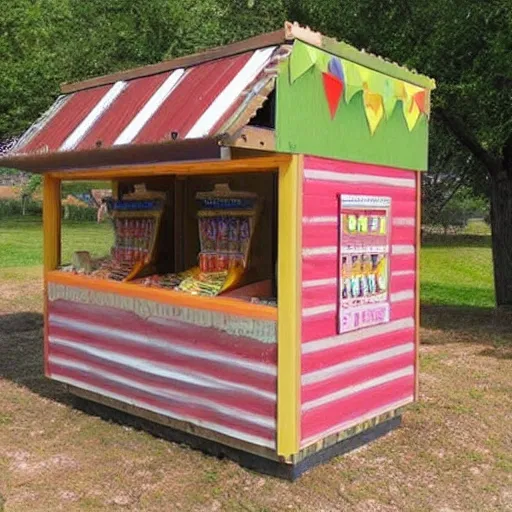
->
[1, 0, 511, 302]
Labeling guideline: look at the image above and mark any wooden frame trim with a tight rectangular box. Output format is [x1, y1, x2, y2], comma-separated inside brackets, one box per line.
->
[46, 271, 277, 322]
[291, 406, 405, 463]
[224, 126, 276, 152]
[277, 155, 303, 457]
[61, 30, 287, 94]
[414, 172, 422, 400]
[48, 155, 291, 181]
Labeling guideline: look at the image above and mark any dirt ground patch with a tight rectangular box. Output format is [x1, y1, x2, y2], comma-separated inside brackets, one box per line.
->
[0, 269, 511, 512]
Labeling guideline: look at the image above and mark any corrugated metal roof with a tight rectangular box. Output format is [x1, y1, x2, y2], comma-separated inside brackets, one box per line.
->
[12, 46, 283, 158]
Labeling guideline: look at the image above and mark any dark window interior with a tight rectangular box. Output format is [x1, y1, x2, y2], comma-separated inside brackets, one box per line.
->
[248, 90, 275, 129]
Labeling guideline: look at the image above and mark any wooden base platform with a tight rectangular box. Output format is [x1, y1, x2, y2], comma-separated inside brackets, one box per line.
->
[68, 386, 401, 480]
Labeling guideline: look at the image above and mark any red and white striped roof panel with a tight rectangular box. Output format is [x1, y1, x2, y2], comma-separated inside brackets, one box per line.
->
[15, 47, 279, 156]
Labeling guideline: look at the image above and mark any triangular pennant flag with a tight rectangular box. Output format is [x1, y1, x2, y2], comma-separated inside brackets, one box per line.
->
[289, 40, 317, 84]
[402, 82, 424, 130]
[367, 71, 387, 95]
[316, 50, 331, 73]
[322, 72, 344, 119]
[363, 90, 384, 135]
[394, 81, 407, 101]
[402, 96, 421, 131]
[328, 57, 344, 82]
[306, 45, 320, 66]
[356, 64, 371, 88]
[414, 90, 427, 114]
[383, 78, 398, 118]
[341, 60, 363, 103]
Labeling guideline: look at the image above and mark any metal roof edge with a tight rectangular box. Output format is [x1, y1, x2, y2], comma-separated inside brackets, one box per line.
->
[0, 138, 224, 173]
[284, 21, 436, 90]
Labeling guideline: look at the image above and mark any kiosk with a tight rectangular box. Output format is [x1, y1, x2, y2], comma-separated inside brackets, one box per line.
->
[0, 22, 435, 479]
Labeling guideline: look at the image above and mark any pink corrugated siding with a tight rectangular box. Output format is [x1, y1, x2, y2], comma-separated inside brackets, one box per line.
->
[47, 298, 277, 448]
[300, 155, 418, 447]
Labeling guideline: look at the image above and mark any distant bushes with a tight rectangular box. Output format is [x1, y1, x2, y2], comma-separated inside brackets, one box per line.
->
[62, 204, 97, 222]
[0, 199, 42, 217]
[0, 199, 97, 221]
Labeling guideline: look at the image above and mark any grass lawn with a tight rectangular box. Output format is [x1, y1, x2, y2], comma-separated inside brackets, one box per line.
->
[0, 218, 511, 510]
[0, 216, 113, 267]
[0, 217, 496, 308]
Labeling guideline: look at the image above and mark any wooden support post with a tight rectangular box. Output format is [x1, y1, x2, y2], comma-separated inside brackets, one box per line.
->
[43, 174, 61, 377]
[277, 155, 303, 458]
[414, 172, 422, 400]
[43, 175, 61, 272]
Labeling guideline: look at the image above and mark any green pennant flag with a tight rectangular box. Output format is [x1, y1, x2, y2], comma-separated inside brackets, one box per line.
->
[383, 78, 398, 119]
[289, 40, 317, 84]
[341, 59, 363, 103]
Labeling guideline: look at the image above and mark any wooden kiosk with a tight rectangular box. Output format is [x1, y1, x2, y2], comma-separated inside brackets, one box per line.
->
[1, 22, 435, 479]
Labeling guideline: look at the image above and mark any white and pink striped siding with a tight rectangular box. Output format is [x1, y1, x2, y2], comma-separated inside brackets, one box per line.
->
[300, 155, 418, 447]
[46, 287, 277, 449]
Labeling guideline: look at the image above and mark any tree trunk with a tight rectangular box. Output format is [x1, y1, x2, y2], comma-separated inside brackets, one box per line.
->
[489, 173, 512, 306]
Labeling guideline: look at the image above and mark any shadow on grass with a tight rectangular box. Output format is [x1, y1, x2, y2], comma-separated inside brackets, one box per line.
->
[421, 304, 512, 360]
[422, 234, 492, 248]
[0, 312, 71, 404]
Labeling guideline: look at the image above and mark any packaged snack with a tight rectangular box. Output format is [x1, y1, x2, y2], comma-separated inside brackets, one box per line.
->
[217, 217, 229, 252]
[228, 217, 240, 252]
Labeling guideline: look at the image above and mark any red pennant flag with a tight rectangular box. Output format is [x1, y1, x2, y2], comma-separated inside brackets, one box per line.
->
[414, 90, 426, 114]
[322, 72, 344, 119]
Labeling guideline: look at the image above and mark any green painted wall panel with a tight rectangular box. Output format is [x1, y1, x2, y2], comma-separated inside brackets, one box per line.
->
[276, 60, 429, 171]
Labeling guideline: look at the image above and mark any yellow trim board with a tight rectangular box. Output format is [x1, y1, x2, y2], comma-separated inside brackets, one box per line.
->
[277, 154, 303, 457]
[46, 271, 278, 322]
[49, 155, 292, 181]
[43, 175, 61, 272]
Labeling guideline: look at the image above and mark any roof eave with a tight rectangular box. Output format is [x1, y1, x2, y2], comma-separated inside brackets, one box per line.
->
[0, 138, 226, 174]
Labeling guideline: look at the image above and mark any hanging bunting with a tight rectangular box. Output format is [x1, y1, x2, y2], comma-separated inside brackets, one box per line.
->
[328, 57, 344, 82]
[402, 82, 424, 131]
[394, 81, 407, 101]
[315, 50, 331, 73]
[357, 64, 371, 88]
[383, 78, 398, 118]
[289, 40, 318, 84]
[340, 60, 363, 104]
[363, 88, 384, 135]
[414, 90, 427, 115]
[402, 96, 421, 131]
[367, 71, 387, 94]
[322, 72, 344, 119]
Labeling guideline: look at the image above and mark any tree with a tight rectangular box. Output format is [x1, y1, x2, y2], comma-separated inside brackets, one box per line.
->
[1, 0, 510, 304]
[283, 0, 512, 306]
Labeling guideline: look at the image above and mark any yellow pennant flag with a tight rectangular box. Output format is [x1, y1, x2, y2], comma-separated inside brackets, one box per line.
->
[402, 82, 424, 131]
[363, 90, 384, 135]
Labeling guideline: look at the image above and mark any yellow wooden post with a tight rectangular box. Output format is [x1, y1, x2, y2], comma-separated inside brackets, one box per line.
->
[277, 155, 303, 458]
[43, 175, 61, 272]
